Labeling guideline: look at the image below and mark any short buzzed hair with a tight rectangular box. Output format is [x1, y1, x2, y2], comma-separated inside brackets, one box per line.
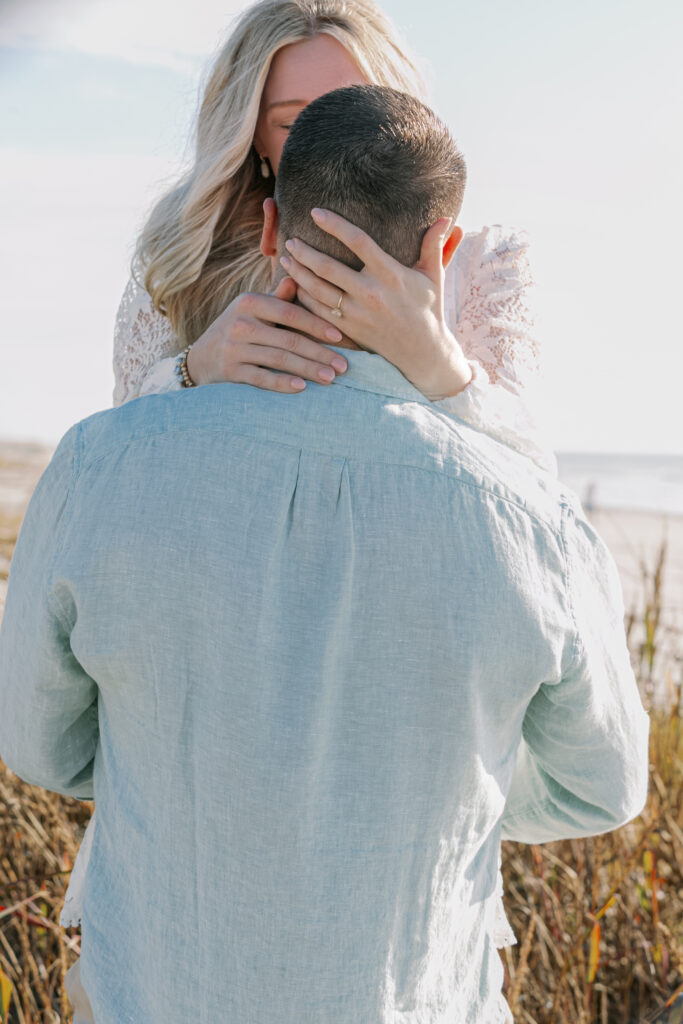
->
[274, 84, 467, 270]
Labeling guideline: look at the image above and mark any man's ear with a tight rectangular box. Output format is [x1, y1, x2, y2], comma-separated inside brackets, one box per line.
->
[260, 197, 279, 258]
[442, 225, 463, 270]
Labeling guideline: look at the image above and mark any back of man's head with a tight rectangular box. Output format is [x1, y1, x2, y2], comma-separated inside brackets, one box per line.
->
[274, 84, 467, 270]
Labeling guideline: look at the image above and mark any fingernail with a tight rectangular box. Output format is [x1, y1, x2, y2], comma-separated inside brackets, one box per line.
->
[311, 208, 326, 220]
[319, 367, 335, 382]
[285, 239, 296, 253]
[331, 356, 347, 372]
[291, 378, 306, 389]
[325, 327, 343, 342]
[280, 255, 291, 268]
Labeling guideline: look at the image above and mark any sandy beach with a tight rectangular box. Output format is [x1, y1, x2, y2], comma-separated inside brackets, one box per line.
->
[1, 439, 681, 709]
[587, 507, 683, 624]
[0, 440, 57, 618]
[586, 507, 683, 710]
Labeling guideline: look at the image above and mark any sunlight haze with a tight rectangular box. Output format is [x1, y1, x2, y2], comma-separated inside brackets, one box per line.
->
[0, 0, 680, 453]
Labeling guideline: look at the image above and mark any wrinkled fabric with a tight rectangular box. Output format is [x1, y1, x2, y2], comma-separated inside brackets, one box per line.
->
[0, 349, 650, 1024]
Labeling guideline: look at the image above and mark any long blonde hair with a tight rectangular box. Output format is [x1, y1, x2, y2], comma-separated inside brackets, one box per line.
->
[133, 0, 427, 348]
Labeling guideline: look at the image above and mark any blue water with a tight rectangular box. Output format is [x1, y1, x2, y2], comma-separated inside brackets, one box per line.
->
[2, 440, 682, 518]
[556, 452, 683, 517]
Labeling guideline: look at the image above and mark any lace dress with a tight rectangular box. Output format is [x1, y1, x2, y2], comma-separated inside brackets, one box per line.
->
[60, 225, 554, 948]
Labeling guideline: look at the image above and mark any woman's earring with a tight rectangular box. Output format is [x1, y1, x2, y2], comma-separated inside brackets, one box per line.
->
[260, 155, 271, 178]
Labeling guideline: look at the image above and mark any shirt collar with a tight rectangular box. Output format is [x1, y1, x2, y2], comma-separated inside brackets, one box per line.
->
[326, 345, 432, 404]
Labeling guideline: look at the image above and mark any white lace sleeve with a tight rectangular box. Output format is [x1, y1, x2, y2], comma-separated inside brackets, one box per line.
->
[112, 274, 184, 406]
[437, 225, 557, 476]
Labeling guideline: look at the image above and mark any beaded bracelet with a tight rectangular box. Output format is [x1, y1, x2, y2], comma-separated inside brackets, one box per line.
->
[174, 344, 197, 388]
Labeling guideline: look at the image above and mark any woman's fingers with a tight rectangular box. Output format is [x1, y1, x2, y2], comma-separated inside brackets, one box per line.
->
[308, 208, 402, 280]
[245, 290, 343, 344]
[270, 275, 298, 302]
[279, 251, 345, 311]
[242, 342, 342, 384]
[237, 365, 309, 393]
[414, 217, 453, 283]
[282, 236, 358, 294]
[293, 285, 357, 330]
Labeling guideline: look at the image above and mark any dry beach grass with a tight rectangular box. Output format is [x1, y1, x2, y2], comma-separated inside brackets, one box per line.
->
[0, 447, 681, 1023]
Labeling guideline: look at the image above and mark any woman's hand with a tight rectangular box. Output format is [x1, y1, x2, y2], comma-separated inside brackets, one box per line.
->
[186, 276, 349, 392]
[278, 208, 473, 401]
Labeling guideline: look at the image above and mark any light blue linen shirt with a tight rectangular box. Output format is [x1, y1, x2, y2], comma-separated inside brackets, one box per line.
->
[0, 348, 650, 1024]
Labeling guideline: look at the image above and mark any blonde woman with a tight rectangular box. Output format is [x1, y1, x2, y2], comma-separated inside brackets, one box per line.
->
[108, 0, 553, 470]
[61, 0, 556, 999]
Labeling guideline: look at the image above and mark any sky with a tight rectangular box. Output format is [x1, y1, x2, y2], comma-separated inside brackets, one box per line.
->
[0, 0, 681, 453]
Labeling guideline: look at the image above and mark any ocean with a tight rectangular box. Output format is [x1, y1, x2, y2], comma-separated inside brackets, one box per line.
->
[557, 452, 683, 518]
[2, 441, 683, 519]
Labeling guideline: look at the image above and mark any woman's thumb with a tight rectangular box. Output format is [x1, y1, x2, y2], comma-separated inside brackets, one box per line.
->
[415, 217, 452, 282]
[270, 275, 297, 300]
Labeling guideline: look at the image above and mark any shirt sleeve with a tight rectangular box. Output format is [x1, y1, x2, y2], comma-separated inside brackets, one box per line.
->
[500, 503, 651, 843]
[447, 225, 541, 396]
[435, 225, 557, 476]
[112, 271, 183, 406]
[0, 424, 98, 800]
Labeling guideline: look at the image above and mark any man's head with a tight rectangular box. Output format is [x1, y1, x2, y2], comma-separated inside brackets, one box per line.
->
[260, 84, 466, 276]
